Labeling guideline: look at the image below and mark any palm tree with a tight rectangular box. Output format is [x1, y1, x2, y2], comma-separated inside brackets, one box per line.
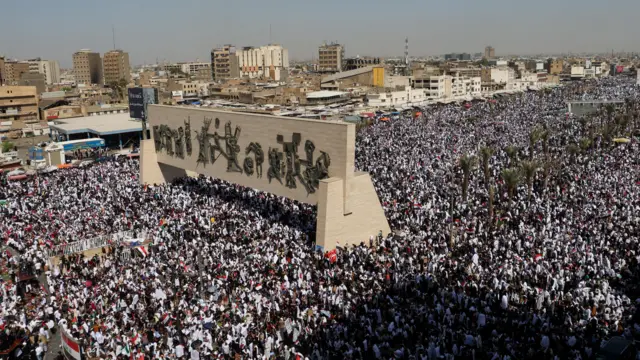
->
[600, 123, 616, 147]
[604, 103, 615, 126]
[616, 115, 630, 136]
[520, 161, 539, 203]
[459, 154, 477, 202]
[541, 159, 557, 195]
[501, 168, 521, 208]
[567, 144, 580, 163]
[540, 130, 551, 156]
[579, 138, 592, 154]
[480, 146, 495, 189]
[529, 127, 543, 160]
[505, 145, 519, 166]
[488, 185, 495, 228]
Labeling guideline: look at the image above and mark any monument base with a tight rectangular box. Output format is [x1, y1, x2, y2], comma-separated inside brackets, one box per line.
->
[316, 172, 391, 250]
[139, 139, 187, 185]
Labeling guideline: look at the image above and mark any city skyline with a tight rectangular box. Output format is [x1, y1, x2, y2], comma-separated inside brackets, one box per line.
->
[2, 0, 639, 67]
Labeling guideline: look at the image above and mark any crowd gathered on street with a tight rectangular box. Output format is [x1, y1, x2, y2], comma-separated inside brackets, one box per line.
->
[0, 76, 639, 359]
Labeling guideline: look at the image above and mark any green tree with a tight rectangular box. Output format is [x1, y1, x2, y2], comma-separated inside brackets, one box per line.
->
[479, 146, 495, 189]
[520, 160, 539, 203]
[488, 185, 495, 228]
[459, 154, 477, 202]
[1, 142, 15, 153]
[505, 145, 519, 166]
[540, 130, 551, 156]
[600, 123, 616, 147]
[529, 127, 543, 160]
[567, 144, 580, 163]
[604, 103, 615, 126]
[541, 159, 557, 194]
[501, 168, 521, 208]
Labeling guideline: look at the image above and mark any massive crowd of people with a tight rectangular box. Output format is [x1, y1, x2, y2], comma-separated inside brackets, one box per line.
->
[0, 77, 639, 359]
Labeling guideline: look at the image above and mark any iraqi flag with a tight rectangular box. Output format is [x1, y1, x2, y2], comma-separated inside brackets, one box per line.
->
[61, 331, 82, 360]
[534, 254, 543, 262]
[136, 246, 148, 258]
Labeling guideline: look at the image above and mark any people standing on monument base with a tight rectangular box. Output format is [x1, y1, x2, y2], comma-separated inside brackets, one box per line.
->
[0, 76, 639, 359]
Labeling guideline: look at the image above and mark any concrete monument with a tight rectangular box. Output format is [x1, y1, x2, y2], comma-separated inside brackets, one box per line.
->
[140, 105, 390, 249]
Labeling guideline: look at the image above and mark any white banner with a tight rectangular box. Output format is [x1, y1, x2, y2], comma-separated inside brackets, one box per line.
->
[46, 231, 150, 258]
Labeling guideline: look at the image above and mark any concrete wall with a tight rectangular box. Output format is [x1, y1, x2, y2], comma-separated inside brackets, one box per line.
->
[142, 105, 391, 248]
[146, 105, 353, 205]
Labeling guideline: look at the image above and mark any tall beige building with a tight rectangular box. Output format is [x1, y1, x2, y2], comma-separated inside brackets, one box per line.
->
[3, 61, 30, 85]
[0, 86, 39, 122]
[211, 45, 239, 81]
[237, 44, 290, 81]
[103, 49, 131, 85]
[26, 59, 61, 85]
[318, 43, 344, 73]
[0, 57, 5, 85]
[484, 46, 495, 59]
[73, 49, 103, 85]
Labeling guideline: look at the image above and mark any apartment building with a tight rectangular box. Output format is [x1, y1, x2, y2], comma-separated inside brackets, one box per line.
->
[237, 44, 289, 81]
[318, 43, 344, 73]
[451, 75, 481, 98]
[546, 59, 564, 75]
[343, 57, 381, 71]
[490, 67, 516, 87]
[3, 61, 30, 85]
[180, 62, 211, 80]
[414, 74, 480, 100]
[0, 56, 4, 85]
[26, 59, 61, 85]
[211, 45, 240, 81]
[103, 50, 131, 84]
[366, 86, 427, 108]
[484, 46, 496, 59]
[168, 80, 209, 97]
[0, 86, 39, 123]
[73, 49, 103, 85]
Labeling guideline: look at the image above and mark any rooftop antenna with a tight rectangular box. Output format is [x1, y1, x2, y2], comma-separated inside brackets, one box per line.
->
[269, 24, 272, 45]
[112, 25, 116, 50]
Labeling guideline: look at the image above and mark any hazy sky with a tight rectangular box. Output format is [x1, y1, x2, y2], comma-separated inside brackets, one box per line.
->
[2, 0, 638, 67]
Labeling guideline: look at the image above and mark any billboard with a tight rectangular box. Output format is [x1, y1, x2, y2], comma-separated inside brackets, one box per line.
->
[128, 87, 158, 120]
[61, 327, 83, 360]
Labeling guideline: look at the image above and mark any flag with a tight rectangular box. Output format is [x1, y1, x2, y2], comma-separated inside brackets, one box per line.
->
[534, 254, 543, 262]
[325, 250, 337, 264]
[136, 247, 148, 258]
[122, 342, 131, 357]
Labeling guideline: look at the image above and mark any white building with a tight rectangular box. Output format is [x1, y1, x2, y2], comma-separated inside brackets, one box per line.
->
[511, 72, 539, 91]
[180, 62, 210, 76]
[451, 75, 481, 98]
[571, 66, 585, 79]
[424, 75, 447, 100]
[421, 74, 481, 100]
[237, 44, 289, 81]
[366, 86, 427, 108]
[490, 67, 516, 86]
[27, 59, 61, 85]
